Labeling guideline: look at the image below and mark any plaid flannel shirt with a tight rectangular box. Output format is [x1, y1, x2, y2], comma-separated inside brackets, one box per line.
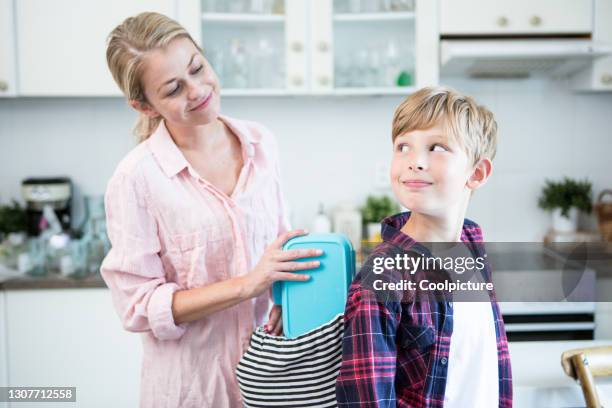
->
[336, 212, 513, 407]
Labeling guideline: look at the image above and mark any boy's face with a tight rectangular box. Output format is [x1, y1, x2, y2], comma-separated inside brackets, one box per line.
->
[390, 124, 474, 217]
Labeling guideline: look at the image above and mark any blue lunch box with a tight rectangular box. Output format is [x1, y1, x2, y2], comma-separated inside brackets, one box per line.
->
[272, 233, 356, 338]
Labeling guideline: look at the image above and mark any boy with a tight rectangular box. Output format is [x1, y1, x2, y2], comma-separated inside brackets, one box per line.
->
[336, 86, 512, 407]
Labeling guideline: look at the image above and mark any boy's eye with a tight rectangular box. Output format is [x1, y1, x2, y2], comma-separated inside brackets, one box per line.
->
[397, 143, 409, 153]
[431, 144, 447, 152]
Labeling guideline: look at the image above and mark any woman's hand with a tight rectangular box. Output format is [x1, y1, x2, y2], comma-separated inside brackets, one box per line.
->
[265, 304, 283, 336]
[239, 229, 322, 300]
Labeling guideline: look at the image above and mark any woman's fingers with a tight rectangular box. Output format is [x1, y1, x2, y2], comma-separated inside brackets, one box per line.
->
[279, 261, 320, 272]
[265, 305, 281, 333]
[270, 229, 308, 250]
[275, 271, 311, 282]
[270, 313, 283, 336]
[275, 248, 323, 262]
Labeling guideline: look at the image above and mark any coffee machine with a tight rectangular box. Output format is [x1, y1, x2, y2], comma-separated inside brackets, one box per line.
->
[21, 177, 72, 236]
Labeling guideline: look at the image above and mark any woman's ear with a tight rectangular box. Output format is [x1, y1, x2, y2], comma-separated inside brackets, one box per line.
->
[128, 99, 160, 119]
[466, 158, 493, 191]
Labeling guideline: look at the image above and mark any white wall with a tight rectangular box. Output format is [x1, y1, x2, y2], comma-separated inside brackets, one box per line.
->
[1, 78, 611, 241]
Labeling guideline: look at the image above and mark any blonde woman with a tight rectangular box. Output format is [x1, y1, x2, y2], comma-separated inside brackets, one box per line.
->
[101, 12, 320, 408]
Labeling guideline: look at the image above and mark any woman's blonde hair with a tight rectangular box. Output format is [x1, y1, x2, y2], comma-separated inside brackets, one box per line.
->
[392, 86, 498, 165]
[106, 12, 202, 142]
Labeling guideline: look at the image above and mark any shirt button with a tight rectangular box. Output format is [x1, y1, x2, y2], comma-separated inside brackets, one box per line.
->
[440, 357, 448, 365]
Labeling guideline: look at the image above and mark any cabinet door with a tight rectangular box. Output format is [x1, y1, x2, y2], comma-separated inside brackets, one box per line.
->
[328, 0, 428, 94]
[0, 291, 7, 408]
[572, 0, 612, 91]
[440, 0, 593, 35]
[199, 0, 290, 95]
[5, 289, 142, 408]
[0, 0, 16, 97]
[310, 0, 333, 93]
[16, 0, 175, 96]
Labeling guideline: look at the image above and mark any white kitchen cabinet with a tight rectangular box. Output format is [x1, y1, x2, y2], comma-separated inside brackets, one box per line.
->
[572, 0, 612, 91]
[0, 291, 7, 408]
[200, 0, 438, 96]
[440, 0, 593, 36]
[0, 0, 17, 97]
[15, 0, 175, 96]
[4, 289, 141, 408]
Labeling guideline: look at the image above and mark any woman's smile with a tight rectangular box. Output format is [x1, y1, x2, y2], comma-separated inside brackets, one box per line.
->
[189, 92, 213, 112]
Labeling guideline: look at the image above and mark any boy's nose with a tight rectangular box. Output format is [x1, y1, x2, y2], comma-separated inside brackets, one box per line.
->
[407, 154, 427, 171]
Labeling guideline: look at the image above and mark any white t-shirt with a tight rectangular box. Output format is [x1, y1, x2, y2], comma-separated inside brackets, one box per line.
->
[444, 301, 499, 407]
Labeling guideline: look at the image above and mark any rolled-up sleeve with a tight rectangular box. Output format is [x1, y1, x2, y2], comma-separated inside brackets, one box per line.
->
[100, 170, 187, 341]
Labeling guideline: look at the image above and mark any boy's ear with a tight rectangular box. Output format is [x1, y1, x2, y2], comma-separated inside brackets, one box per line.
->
[466, 158, 493, 191]
[128, 99, 160, 119]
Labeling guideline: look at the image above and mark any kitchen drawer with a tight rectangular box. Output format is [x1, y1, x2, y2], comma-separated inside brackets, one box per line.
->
[440, 0, 593, 36]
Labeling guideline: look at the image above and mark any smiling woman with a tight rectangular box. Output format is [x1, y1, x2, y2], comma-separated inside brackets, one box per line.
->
[101, 12, 321, 408]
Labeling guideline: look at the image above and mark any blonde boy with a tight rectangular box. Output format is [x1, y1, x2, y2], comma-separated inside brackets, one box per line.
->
[336, 86, 512, 408]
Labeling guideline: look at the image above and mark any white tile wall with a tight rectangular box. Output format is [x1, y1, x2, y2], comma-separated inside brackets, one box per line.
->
[0, 78, 611, 241]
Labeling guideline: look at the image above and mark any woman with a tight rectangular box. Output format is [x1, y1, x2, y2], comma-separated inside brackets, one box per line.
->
[101, 12, 320, 408]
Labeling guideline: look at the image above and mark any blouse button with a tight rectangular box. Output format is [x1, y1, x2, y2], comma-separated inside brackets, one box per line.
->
[440, 357, 448, 365]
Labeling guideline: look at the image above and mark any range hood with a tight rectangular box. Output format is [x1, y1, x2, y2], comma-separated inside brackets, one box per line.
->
[440, 39, 612, 78]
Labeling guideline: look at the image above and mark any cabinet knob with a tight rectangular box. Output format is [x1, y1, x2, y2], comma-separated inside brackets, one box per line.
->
[530, 15, 542, 27]
[292, 76, 304, 86]
[602, 73, 612, 85]
[291, 42, 303, 53]
[497, 16, 509, 27]
[318, 76, 330, 86]
[0, 81, 8, 92]
[318, 42, 330, 52]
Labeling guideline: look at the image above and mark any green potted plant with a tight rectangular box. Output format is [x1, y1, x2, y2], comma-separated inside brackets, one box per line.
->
[361, 195, 400, 241]
[0, 200, 28, 241]
[538, 177, 592, 233]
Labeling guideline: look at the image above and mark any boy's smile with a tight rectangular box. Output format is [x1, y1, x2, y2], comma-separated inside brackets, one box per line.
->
[390, 124, 473, 217]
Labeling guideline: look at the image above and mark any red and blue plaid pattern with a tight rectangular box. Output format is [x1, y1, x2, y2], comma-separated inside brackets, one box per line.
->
[336, 212, 512, 407]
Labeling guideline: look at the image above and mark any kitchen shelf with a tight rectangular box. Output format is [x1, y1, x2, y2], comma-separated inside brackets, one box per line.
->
[220, 88, 292, 96]
[201, 13, 285, 24]
[219, 87, 415, 97]
[333, 12, 415, 22]
[331, 86, 415, 96]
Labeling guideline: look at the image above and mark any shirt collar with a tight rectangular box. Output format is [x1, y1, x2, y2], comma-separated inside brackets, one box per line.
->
[147, 114, 261, 179]
[380, 211, 483, 253]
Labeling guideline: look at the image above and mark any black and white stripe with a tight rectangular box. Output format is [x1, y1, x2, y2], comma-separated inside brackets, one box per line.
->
[236, 314, 344, 408]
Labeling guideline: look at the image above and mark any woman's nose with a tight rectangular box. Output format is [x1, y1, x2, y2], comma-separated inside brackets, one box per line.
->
[186, 79, 204, 101]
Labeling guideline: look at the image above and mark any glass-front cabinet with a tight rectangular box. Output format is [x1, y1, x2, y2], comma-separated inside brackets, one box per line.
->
[178, 0, 438, 96]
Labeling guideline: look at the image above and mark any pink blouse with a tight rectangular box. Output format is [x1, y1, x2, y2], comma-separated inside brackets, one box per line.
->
[100, 115, 290, 407]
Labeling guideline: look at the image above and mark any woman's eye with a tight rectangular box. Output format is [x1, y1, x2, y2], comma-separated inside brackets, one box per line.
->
[431, 144, 447, 152]
[167, 84, 181, 96]
[192, 65, 203, 75]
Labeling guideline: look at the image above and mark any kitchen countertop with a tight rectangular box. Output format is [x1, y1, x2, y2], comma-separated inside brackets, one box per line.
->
[1, 242, 609, 290]
[0, 271, 107, 290]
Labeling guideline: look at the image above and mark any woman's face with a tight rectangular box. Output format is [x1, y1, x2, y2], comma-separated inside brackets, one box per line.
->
[135, 37, 221, 126]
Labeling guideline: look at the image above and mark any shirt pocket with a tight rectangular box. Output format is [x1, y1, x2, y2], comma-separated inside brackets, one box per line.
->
[397, 322, 436, 390]
[169, 229, 212, 289]
[398, 322, 436, 351]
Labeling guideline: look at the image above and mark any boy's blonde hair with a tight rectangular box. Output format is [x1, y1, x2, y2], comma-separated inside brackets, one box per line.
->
[392, 86, 497, 165]
[106, 12, 202, 142]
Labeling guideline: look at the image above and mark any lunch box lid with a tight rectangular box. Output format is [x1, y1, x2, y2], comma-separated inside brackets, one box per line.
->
[273, 233, 355, 338]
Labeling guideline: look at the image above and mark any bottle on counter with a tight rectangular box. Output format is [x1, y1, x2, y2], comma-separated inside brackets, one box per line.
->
[333, 203, 362, 252]
[311, 203, 332, 234]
